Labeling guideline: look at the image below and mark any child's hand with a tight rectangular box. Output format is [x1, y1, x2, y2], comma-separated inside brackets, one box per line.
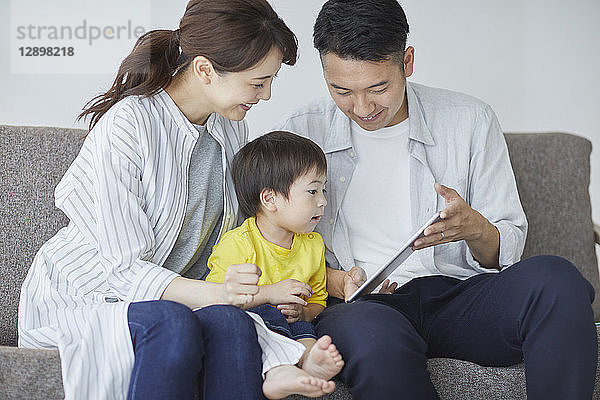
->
[263, 279, 312, 306]
[277, 303, 304, 323]
[222, 263, 261, 308]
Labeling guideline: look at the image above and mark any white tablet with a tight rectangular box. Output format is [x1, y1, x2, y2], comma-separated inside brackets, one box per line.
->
[346, 212, 442, 303]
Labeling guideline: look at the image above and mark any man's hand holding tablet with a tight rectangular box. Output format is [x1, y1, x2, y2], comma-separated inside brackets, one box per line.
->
[346, 212, 442, 303]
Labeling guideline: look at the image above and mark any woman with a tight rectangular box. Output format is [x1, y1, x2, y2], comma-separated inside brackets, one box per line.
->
[18, 1, 334, 399]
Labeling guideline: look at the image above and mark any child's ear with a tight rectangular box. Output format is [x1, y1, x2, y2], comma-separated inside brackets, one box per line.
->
[259, 188, 277, 212]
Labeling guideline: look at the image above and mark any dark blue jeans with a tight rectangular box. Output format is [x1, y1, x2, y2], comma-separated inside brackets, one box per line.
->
[127, 300, 265, 400]
[249, 304, 316, 340]
[315, 256, 597, 400]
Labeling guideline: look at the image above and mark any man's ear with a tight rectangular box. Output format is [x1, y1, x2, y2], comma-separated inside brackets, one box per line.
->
[191, 55, 215, 85]
[403, 46, 415, 78]
[259, 188, 278, 212]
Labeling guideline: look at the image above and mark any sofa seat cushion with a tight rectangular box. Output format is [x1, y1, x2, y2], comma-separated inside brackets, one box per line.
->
[0, 347, 63, 399]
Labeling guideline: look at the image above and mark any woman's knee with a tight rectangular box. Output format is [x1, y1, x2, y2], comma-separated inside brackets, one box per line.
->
[129, 300, 201, 336]
[194, 305, 257, 342]
[128, 300, 204, 366]
[193, 305, 261, 366]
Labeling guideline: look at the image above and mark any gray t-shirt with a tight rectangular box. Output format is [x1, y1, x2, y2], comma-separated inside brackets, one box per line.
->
[162, 124, 224, 279]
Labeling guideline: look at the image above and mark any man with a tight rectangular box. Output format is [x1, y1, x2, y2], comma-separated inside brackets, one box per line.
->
[276, 0, 597, 399]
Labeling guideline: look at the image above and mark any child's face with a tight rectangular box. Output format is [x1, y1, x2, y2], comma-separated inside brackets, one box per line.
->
[274, 169, 327, 234]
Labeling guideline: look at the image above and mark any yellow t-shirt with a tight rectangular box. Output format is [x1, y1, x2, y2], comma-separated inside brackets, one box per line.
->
[206, 217, 328, 306]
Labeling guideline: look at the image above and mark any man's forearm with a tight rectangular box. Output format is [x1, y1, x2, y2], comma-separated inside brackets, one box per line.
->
[467, 214, 501, 269]
[302, 303, 325, 322]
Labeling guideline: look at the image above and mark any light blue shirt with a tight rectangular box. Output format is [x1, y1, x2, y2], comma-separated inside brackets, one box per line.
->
[277, 82, 528, 281]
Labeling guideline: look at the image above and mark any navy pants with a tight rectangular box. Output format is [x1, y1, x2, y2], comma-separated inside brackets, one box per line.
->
[127, 301, 265, 400]
[314, 256, 597, 400]
[249, 304, 317, 340]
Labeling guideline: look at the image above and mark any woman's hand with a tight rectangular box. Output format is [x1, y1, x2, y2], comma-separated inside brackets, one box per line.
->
[261, 279, 312, 306]
[221, 263, 262, 308]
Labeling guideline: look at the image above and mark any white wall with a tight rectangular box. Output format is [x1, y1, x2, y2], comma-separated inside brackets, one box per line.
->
[1, 0, 599, 228]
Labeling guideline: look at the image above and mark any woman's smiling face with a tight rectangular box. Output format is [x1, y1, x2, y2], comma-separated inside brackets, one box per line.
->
[207, 46, 283, 122]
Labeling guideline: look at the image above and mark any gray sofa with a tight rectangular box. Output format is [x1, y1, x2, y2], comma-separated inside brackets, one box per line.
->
[1, 124, 599, 399]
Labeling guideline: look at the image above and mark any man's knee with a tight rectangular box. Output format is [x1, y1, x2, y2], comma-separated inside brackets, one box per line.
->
[316, 300, 435, 398]
[316, 301, 426, 363]
[506, 256, 595, 330]
[517, 255, 594, 302]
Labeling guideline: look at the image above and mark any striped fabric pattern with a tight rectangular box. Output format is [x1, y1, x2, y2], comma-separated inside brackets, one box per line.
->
[18, 91, 304, 399]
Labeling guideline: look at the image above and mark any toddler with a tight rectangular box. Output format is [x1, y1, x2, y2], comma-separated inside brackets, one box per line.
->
[206, 131, 344, 399]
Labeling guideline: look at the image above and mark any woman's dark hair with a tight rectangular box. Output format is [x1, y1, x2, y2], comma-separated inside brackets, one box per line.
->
[232, 131, 327, 218]
[78, 0, 298, 131]
[313, 0, 409, 64]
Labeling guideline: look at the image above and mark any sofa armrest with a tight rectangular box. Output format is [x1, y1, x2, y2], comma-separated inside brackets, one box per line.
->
[595, 222, 600, 245]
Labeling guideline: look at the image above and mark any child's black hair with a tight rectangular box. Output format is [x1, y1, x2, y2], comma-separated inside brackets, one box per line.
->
[232, 131, 327, 218]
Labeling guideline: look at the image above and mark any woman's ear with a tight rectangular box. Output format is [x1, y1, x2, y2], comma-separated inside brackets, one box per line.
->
[259, 188, 277, 212]
[191, 55, 215, 85]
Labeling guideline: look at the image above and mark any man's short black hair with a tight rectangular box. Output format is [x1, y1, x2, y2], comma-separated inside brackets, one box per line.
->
[232, 131, 327, 218]
[313, 0, 409, 63]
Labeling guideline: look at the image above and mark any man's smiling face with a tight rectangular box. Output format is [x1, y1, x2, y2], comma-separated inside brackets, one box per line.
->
[321, 49, 414, 131]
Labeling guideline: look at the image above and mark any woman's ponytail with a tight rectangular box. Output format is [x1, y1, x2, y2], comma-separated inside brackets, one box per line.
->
[78, 29, 186, 130]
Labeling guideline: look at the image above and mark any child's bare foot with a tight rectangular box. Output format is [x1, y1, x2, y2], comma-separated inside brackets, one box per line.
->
[301, 335, 344, 380]
[263, 365, 335, 399]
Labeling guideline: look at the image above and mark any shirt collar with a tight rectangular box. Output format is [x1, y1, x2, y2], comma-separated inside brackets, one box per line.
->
[322, 103, 353, 153]
[321, 81, 435, 153]
[158, 89, 227, 145]
[406, 82, 435, 146]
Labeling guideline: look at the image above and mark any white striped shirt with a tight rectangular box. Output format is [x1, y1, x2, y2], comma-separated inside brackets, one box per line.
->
[18, 90, 304, 399]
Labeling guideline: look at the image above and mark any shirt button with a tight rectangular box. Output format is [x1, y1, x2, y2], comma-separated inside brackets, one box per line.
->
[349, 151, 355, 157]
[329, 219, 334, 225]
[339, 176, 346, 182]
[104, 296, 119, 303]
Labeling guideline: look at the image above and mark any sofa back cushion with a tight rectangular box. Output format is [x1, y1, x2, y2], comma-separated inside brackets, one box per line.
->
[1, 127, 598, 346]
[0, 125, 84, 346]
[505, 133, 599, 319]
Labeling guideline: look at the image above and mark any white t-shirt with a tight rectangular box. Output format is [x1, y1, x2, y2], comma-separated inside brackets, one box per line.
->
[342, 118, 422, 287]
